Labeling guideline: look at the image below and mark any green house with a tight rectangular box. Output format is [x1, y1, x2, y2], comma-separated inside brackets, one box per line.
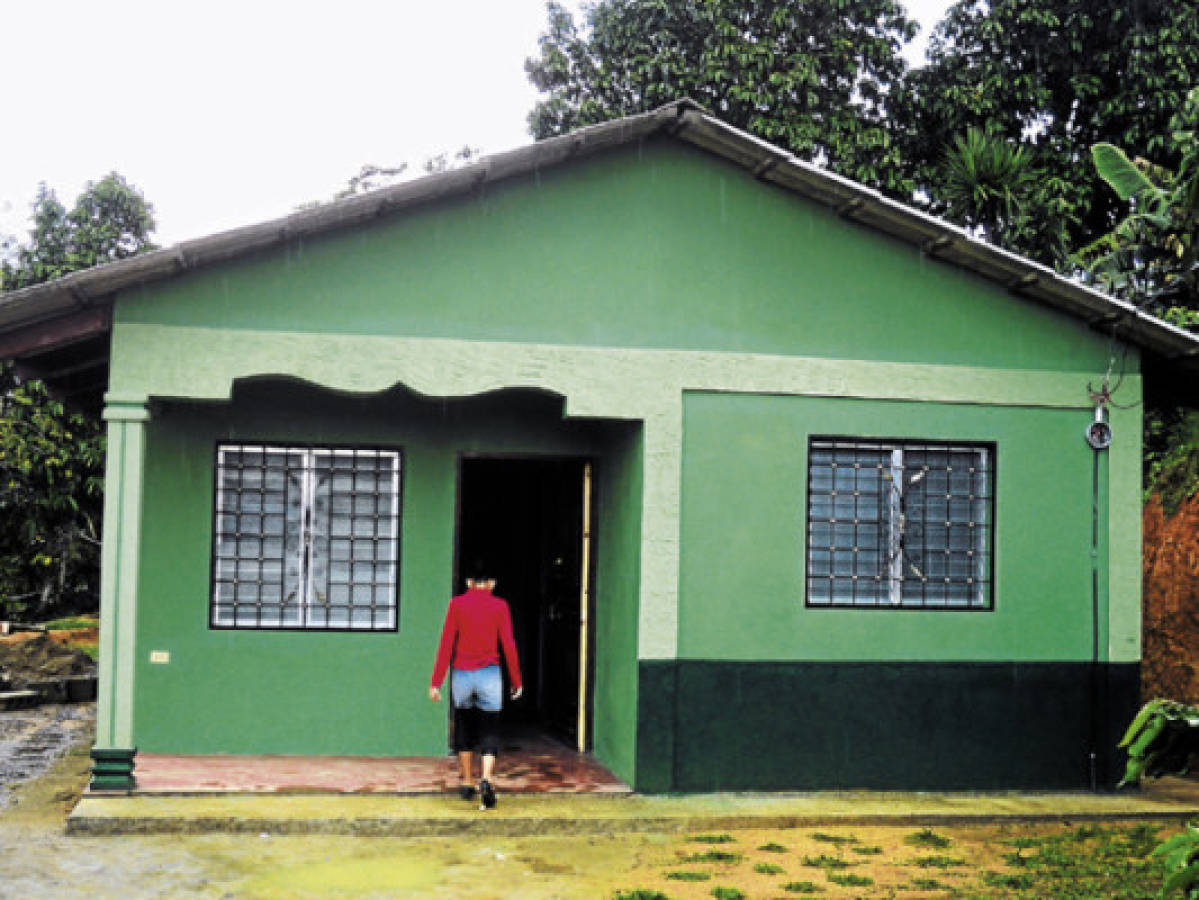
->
[3, 101, 1196, 793]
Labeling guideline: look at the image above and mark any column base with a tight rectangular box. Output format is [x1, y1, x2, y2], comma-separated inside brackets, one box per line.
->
[90, 747, 137, 791]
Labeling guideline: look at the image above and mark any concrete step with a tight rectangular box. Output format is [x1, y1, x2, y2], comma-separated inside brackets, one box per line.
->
[67, 781, 1199, 836]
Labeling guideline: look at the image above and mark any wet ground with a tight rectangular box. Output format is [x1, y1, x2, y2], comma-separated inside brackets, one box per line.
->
[0, 704, 1189, 898]
[0, 702, 92, 810]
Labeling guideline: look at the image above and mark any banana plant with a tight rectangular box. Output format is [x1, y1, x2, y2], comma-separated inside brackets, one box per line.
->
[1117, 698, 1199, 788]
[1154, 825, 1199, 899]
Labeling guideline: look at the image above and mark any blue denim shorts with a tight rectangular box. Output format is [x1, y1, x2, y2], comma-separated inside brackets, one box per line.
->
[450, 665, 502, 712]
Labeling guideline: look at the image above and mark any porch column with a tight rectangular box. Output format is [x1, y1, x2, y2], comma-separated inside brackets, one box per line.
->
[90, 393, 150, 791]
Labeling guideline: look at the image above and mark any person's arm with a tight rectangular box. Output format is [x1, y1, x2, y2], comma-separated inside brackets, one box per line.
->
[498, 601, 522, 695]
[429, 600, 457, 699]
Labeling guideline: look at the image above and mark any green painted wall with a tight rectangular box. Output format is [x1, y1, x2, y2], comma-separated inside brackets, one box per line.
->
[115, 141, 1120, 376]
[678, 391, 1116, 662]
[133, 383, 632, 757]
[590, 424, 644, 785]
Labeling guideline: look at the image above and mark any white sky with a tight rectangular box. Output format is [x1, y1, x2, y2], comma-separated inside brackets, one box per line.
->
[1, 1, 950, 248]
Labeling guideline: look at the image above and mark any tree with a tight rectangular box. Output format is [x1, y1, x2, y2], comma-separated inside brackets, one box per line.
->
[0, 173, 157, 618]
[0, 371, 105, 618]
[937, 125, 1040, 247]
[1075, 86, 1199, 509]
[904, 0, 1199, 266]
[1076, 87, 1199, 327]
[525, 0, 918, 196]
[1, 172, 156, 290]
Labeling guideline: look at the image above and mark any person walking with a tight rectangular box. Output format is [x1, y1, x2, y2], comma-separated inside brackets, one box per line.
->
[429, 559, 522, 810]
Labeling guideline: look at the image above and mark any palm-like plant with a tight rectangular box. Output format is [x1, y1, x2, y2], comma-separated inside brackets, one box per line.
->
[937, 126, 1039, 247]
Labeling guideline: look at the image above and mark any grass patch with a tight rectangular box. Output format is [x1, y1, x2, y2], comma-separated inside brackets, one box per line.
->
[753, 862, 784, 875]
[827, 872, 873, 887]
[681, 850, 742, 864]
[688, 833, 735, 843]
[911, 855, 965, 869]
[981, 870, 1035, 890]
[782, 882, 823, 894]
[710, 888, 745, 900]
[909, 877, 945, 889]
[810, 832, 857, 846]
[666, 870, 711, 881]
[802, 854, 849, 869]
[850, 845, 883, 855]
[905, 828, 951, 849]
[758, 841, 788, 852]
[982, 824, 1168, 899]
[613, 891, 669, 900]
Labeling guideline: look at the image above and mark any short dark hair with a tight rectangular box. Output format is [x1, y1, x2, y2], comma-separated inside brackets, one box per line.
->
[464, 556, 493, 581]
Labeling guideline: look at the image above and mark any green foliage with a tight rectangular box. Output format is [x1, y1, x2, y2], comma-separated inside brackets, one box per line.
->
[681, 849, 741, 864]
[0, 171, 155, 618]
[1117, 698, 1199, 787]
[1076, 86, 1199, 324]
[613, 891, 669, 900]
[938, 125, 1040, 247]
[757, 842, 787, 852]
[752, 862, 783, 874]
[904, 0, 1199, 267]
[0, 367, 105, 619]
[709, 887, 744, 900]
[687, 833, 735, 843]
[781, 882, 822, 894]
[976, 825, 1162, 899]
[1155, 825, 1199, 899]
[801, 854, 848, 870]
[1, 173, 156, 291]
[826, 872, 872, 887]
[525, 0, 918, 196]
[1145, 409, 1199, 512]
[666, 869, 711, 880]
[904, 828, 952, 849]
[911, 854, 965, 868]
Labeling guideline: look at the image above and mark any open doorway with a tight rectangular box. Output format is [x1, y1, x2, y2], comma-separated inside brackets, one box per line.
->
[455, 456, 592, 750]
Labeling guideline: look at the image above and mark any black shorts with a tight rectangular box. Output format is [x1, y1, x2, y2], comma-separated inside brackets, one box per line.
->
[452, 705, 500, 756]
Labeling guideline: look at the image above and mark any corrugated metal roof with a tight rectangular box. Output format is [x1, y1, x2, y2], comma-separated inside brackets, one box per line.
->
[2, 98, 1196, 378]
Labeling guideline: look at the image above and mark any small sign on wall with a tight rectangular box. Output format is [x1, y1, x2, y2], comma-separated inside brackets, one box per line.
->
[149, 650, 170, 664]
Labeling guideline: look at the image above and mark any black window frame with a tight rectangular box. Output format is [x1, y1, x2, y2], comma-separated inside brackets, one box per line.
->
[208, 441, 403, 632]
[804, 435, 996, 611]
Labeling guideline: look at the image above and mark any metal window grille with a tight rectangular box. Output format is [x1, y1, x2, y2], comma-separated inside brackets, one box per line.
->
[806, 438, 993, 609]
[211, 444, 401, 630]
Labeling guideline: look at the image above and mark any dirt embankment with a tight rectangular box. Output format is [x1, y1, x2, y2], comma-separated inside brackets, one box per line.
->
[0, 632, 96, 689]
[1143, 491, 1199, 704]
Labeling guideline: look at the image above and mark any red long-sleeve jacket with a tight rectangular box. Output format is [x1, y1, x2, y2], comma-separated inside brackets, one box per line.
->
[430, 587, 522, 691]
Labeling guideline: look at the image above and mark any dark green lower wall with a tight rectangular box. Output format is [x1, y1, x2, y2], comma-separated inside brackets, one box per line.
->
[635, 660, 1139, 792]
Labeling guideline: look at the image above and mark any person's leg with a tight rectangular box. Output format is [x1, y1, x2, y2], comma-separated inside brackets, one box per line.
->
[451, 689, 480, 800]
[458, 751, 474, 784]
[476, 672, 502, 809]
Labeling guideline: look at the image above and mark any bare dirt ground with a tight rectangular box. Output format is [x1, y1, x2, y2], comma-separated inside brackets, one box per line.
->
[0, 706, 1185, 899]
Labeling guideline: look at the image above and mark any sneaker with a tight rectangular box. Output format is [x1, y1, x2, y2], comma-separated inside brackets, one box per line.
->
[479, 779, 496, 810]
[458, 784, 476, 801]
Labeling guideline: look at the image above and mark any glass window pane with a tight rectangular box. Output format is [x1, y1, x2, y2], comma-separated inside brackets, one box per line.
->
[211, 444, 401, 630]
[807, 438, 992, 610]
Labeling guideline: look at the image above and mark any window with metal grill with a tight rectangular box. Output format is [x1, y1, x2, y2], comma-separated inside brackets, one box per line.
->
[806, 438, 994, 609]
[211, 444, 401, 630]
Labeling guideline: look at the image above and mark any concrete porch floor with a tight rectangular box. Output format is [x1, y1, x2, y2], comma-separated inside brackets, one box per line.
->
[127, 729, 629, 795]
